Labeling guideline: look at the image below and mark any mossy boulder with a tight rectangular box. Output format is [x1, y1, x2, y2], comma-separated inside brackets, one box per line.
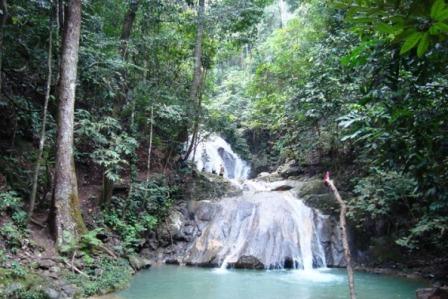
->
[127, 255, 152, 271]
[295, 179, 341, 215]
[181, 172, 242, 202]
[0, 268, 55, 299]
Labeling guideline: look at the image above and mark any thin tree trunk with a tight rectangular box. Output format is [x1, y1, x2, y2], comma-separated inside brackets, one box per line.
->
[127, 89, 137, 200]
[146, 105, 154, 184]
[0, 0, 8, 96]
[120, 0, 140, 58]
[186, 67, 206, 162]
[144, 106, 154, 198]
[49, 0, 86, 248]
[324, 172, 356, 299]
[58, 0, 65, 40]
[103, 0, 140, 206]
[183, 0, 205, 161]
[101, 172, 113, 205]
[29, 22, 53, 220]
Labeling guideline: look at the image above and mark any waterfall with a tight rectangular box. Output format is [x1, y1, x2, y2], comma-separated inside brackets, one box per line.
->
[278, 0, 292, 27]
[185, 134, 341, 271]
[189, 133, 250, 180]
[186, 188, 333, 270]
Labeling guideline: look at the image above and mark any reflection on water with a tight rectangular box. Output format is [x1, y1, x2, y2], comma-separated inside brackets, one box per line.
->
[115, 265, 427, 299]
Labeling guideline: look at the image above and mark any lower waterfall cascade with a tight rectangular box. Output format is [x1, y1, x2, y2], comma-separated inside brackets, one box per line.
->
[186, 134, 344, 270]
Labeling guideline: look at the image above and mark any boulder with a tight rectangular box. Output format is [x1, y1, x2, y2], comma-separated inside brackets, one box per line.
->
[295, 179, 340, 215]
[271, 185, 293, 191]
[128, 255, 152, 271]
[38, 258, 56, 270]
[43, 288, 60, 299]
[416, 287, 448, 299]
[59, 283, 80, 298]
[276, 160, 303, 178]
[194, 201, 219, 222]
[157, 210, 186, 245]
[233, 256, 264, 270]
[165, 258, 181, 265]
[2, 283, 24, 297]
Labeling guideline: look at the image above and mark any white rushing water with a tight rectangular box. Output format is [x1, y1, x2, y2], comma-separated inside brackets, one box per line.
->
[186, 134, 339, 272]
[278, 0, 293, 27]
[190, 133, 251, 180]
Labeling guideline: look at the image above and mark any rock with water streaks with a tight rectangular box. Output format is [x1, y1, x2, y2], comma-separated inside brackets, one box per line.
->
[184, 190, 338, 270]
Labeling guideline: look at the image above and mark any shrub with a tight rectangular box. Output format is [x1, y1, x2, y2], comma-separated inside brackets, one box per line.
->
[66, 257, 132, 297]
[104, 177, 176, 252]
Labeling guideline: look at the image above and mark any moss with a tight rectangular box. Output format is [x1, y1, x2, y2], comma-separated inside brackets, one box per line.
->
[71, 158, 87, 235]
[369, 236, 405, 263]
[70, 191, 87, 235]
[182, 172, 242, 202]
[65, 257, 133, 297]
[297, 179, 328, 197]
[296, 179, 340, 215]
[0, 268, 49, 299]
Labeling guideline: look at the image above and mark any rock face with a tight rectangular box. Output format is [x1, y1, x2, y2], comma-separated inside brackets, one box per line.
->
[416, 287, 448, 299]
[147, 175, 345, 270]
[183, 182, 344, 269]
[276, 160, 303, 178]
[128, 255, 152, 271]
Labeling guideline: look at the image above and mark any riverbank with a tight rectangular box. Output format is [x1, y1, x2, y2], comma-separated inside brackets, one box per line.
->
[1, 170, 447, 298]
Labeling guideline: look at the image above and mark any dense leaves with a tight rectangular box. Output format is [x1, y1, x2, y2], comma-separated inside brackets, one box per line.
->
[210, 0, 448, 253]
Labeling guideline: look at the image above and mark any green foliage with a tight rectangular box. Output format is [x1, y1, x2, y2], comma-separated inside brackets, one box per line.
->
[0, 191, 28, 250]
[59, 228, 105, 256]
[80, 228, 104, 251]
[348, 169, 418, 224]
[75, 109, 138, 182]
[0, 222, 25, 249]
[339, 0, 448, 57]
[209, 0, 448, 253]
[0, 268, 48, 299]
[65, 257, 132, 297]
[104, 177, 175, 252]
[10, 261, 28, 279]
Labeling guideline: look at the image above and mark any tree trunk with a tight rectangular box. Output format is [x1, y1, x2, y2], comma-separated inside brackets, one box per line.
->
[29, 21, 53, 220]
[49, 0, 86, 248]
[101, 172, 113, 206]
[183, 0, 205, 161]
[146, 105, 154, 184]
[120, 0, 140, 58]
[324, 172, 356, 299]
[144, 106, 154, 198]
[103, 0, 140, 206]
[0, 0, 8, 96]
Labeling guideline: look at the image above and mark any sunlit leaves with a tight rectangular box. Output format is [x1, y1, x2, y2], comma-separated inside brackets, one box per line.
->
[431, 0, 448, 20]
[400, 32, 423, 55]
[339, 0, 448, 58]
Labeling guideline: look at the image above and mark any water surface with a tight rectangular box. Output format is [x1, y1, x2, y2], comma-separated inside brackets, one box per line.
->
[116, 266, 427, 299]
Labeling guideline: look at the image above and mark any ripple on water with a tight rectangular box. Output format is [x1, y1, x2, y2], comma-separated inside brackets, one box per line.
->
[278, 269, 344, 283]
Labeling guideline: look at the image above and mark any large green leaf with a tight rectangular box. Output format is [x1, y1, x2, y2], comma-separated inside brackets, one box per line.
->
[417, 33, 430, 57]
[433, 22, 448, 33]
[376, 23, 403, 35]
[434, 8, 448, 21]
[400, 32, 423, 55]
[431, 0, 447, 20]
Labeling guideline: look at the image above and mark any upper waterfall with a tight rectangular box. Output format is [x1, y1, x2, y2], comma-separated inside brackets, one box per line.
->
[189, 133, 251, 180]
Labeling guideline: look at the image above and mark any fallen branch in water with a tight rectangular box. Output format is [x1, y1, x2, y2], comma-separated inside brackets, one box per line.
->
[324, 171, 357, 299]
